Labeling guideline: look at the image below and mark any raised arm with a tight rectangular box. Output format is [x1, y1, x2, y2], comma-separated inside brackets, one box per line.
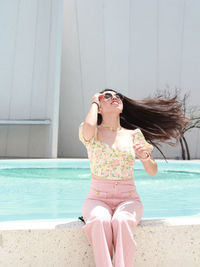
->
[80, 93, 102, 142]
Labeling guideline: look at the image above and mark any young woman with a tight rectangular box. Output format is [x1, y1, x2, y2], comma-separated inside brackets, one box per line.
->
[78, 89, 189, 267]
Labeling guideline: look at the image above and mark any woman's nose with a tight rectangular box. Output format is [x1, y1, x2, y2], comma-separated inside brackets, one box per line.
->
[112, 95, 118, 100]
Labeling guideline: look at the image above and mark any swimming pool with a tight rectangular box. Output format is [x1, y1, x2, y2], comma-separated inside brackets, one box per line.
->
[0, 159, 199, 222]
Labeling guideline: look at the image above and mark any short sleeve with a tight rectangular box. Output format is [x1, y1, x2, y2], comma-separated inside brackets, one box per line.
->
[79, 122, 96, 146]
[133, 128, 154, 153]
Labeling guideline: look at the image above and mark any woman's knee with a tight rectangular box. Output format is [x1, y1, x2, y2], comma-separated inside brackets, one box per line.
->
[84, 206, 112, 224]
[82, 200, 112, 221]
[90, 210, 112, 223]
[111, 211, 137, 228]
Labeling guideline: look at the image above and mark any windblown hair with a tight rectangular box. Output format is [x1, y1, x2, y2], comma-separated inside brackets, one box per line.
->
[98, 89, 190, 160]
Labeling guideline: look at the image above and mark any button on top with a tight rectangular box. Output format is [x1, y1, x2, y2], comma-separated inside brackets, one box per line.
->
[96, 191, 99, 194]
[128, 192, 132, 196]
[115, 182, 118, 185]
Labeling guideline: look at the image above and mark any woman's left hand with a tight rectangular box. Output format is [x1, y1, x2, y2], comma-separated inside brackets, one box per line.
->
[133, 143, 149, 159]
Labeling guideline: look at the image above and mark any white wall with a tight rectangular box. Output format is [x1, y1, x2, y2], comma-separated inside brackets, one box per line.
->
[59, 0, 200, 159]
[0, 0, 63, 158]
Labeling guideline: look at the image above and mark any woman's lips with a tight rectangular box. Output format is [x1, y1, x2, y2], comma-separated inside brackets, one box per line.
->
[111, 100, 119, 104]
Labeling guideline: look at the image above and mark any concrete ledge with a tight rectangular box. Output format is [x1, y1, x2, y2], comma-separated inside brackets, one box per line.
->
[0, 217, 200, 267]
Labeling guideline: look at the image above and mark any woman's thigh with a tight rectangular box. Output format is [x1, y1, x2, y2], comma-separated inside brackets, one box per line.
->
[112, 199, 144, 226]
[82, 198, 113, 222]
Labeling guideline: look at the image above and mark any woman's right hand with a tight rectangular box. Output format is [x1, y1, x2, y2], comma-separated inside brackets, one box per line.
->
[91, 93, 104, 106]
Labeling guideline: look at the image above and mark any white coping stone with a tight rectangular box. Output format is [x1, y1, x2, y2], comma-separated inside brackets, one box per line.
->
[0, 216, 200, 230]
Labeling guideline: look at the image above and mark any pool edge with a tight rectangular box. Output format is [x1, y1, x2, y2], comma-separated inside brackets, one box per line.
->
[0, 216, 200, 230]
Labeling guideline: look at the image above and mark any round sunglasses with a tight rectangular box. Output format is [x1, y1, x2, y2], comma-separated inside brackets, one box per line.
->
[101, 92, 123, 101]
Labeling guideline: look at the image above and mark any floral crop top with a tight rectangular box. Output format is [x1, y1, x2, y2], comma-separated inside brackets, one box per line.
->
[79, 122, 154, 180]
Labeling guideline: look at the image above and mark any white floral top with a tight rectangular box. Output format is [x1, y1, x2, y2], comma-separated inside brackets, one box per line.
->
[79, 122, 154, 180]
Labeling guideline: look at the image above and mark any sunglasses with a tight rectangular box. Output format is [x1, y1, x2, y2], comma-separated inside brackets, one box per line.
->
[101, 92, 123, 101]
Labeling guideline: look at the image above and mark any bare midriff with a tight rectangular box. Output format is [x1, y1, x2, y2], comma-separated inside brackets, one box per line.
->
[91, 173, 133, 181]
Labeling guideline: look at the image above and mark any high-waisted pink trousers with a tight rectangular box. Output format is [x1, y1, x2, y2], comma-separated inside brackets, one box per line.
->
[81, 178, 144, 267]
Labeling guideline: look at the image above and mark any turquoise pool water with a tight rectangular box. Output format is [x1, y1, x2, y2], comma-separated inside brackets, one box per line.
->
[0, 159, 199, 222]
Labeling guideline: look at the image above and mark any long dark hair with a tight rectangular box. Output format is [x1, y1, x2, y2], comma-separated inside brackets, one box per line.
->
[98, 89, 190, 160]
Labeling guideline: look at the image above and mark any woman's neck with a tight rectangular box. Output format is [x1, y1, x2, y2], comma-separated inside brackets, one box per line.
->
[101, 116, 121, 129]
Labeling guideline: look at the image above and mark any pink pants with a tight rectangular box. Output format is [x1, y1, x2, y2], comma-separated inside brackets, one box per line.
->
[81, 178, 144, 267]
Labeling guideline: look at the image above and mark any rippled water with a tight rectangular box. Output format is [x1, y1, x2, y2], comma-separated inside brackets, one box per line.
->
[0, 160, 199, 221]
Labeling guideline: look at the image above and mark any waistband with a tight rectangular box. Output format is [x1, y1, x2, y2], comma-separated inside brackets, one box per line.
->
[91, 173, 133, 181]
[90, 177, 136, 192]
[91, 177, 134, 185]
